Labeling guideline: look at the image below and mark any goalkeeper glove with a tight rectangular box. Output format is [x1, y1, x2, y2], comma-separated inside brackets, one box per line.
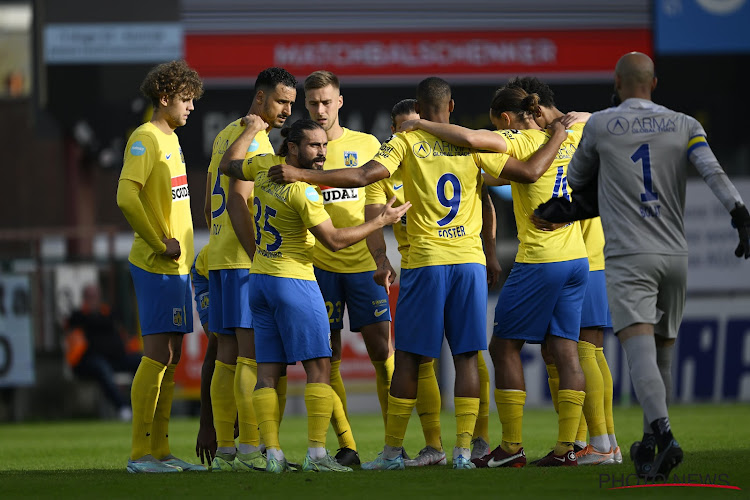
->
[730, 203, 750, 259]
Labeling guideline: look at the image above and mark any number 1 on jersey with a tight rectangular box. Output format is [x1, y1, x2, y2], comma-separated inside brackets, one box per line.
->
[632, 143, 659, 202]
[551, 166, 571, 201]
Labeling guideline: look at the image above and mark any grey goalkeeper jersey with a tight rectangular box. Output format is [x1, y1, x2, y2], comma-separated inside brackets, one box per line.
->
[568, 98, 742, 258]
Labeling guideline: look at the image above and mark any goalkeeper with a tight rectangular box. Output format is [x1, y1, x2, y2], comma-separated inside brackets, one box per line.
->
[534, 51, 749, 481]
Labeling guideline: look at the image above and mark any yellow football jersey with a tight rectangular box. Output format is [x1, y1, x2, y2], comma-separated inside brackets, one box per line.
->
[120, 122, 193, 275]
[365, 168, 410, 268]
[312, 128, 381, 273]
[194, 243, 209, 279]
[497, 124, 587, 264]
[207, 120, 274, 270]
[372, 130, 507, 268]
[581, 217, 605, 271]
[242, 154, 331, 280]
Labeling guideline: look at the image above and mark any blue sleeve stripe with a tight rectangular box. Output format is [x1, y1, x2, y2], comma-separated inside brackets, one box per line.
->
[687, 141, 709, 156]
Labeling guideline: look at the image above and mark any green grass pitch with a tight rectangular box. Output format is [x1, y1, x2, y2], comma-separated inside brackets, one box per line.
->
[1, 404, 748, 498]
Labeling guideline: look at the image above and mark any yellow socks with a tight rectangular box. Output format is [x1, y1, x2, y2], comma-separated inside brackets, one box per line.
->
[579, 341, 608, 450]
[305, 383, 333, 449]
[371, 355, 394, 426]
[495, 389, 525, 454]
[252, 387, 280, 450]
[385, 394, 416, 449]
[277, 375, 288, 422]
[596, 347, 616, 436]
[235, 357, 260, 447]
[416, 361, 442, 450]
[151, 363, 176, 459]
[330, 360, 348, 417]
[130, 356, 166, 460]
[331, 389, 357, 450]
[211, 361, 237, 449]
[474, 353, 490, 442]
[455, 397, 479, 450]
[576, 410, 589, 444]
[546, 363, 560, 413]
[556, 389, 585, 455]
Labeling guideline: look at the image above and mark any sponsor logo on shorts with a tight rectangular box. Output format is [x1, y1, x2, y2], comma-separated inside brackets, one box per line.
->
[130, 141, 146, 156]
[321, 187, 358, 204]
[344, 151, 358, 167]
[171, 175, 190, 201]
[173, 308, 184, 326]
[374, 308, 388, 317]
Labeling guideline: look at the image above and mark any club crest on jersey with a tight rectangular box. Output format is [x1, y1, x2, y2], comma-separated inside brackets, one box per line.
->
[321, 187, 358, 204]
[344, 151, 358, 167]
[172, 175, 190, 201]
[173, 308, 184, 327]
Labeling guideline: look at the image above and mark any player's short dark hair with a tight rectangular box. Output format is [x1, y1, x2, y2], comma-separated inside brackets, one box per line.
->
[506, 76, 555, 108]
[490, 86, 540, 120]
[140, 60, 203, 107]
[254, 67, 297, 95]
[416, 77, 451, 108]
[391, 99, 417, 127]
[304, 70, 340, 92]
[279, 119, 324, 156]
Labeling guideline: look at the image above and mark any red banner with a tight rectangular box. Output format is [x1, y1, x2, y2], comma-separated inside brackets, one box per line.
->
[186, 29, 652, 81]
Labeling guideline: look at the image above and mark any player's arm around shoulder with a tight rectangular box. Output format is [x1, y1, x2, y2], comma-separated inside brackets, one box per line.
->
[481, 121, 568, 184]
[269, 158, 390, 188]
[219, 114, 267, 181]
[399, 119, 506, 151]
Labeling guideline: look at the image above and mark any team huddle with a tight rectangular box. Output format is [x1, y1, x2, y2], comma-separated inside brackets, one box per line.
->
[117, 54, 750, 478]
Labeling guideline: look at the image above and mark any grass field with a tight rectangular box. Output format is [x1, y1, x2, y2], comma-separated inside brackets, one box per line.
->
[1, 404, 748, 499]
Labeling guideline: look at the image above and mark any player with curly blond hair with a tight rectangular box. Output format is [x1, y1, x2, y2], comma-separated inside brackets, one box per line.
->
[117, 59, 205, 473]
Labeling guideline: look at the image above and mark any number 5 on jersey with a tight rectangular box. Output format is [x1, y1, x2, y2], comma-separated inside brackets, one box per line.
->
[253, 197, 283, 251]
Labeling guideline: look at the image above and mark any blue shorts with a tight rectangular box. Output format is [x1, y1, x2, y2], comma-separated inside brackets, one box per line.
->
[580, 270, 612, 329]
[493, 258, 588, 344]
[314, 268, 390, 331]
[395, 264, 487, 358]
[129, 263, 193, 335]
[208, 269, 253, 335]
[249, 274, 332, 364]
[191, 265, 209, 327]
